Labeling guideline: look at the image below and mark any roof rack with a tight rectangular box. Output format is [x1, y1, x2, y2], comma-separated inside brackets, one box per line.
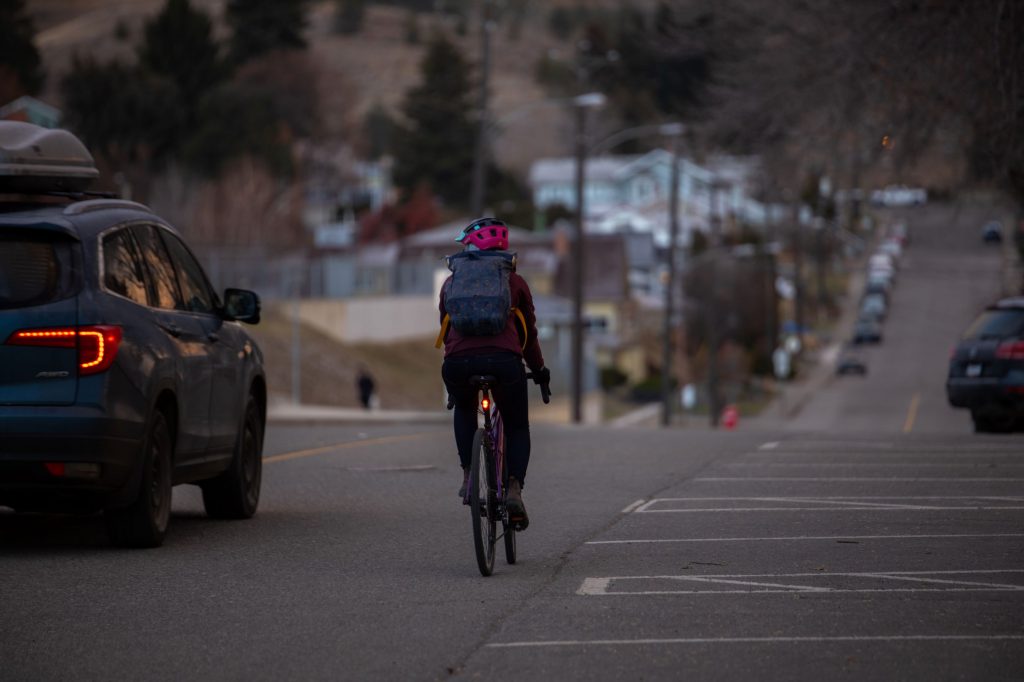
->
[0, 121, 99, 193]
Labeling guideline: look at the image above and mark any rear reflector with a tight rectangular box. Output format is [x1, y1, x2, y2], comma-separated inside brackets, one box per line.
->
[44, 462, 101, 479]
[6, 325, 122, 375]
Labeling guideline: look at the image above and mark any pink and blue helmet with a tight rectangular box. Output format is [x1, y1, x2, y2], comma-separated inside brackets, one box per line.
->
[455, 217, 509, 251]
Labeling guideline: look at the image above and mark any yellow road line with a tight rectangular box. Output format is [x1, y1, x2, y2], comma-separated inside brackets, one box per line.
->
[264, 431, 444, 464]
[902, 393, 921, 434]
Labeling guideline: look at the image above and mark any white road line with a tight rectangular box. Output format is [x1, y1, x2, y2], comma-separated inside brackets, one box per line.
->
[577, 570, 1024, 596]
[639, 496, 1024, 501]
[694, 477, 1024, 482]
[621, 499, 647, 514]
[637, 506, 1024, 513]
[725, 462, 1024, 468]
[486, 635, 1024, 649]
[749, 452, 1024, 458]
[758, 441, 780, 450]
[585, 533, 1024, 545]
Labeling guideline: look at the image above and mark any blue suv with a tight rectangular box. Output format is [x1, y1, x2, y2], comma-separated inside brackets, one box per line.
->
[0, 122, 266, 547]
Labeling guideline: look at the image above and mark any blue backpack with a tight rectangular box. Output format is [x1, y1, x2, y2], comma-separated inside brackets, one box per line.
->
[435, 250, 527, 348]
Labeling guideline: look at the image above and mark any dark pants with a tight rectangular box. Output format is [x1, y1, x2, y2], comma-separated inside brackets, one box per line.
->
[442, 352, 530, 486]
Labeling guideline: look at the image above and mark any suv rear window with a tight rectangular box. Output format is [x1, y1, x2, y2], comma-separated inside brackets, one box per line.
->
[0, 230, 80, 309]
[962, 309, 1024, 340]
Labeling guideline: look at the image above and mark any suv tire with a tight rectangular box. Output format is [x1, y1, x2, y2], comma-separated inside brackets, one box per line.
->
[104, 411, 173, 548]
[201, 396, 263, 519]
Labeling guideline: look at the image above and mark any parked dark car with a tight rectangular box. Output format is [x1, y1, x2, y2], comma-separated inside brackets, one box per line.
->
[0, 122, 266, 547]
[982, 221, 1003, 244]
[859, 292, 888, 322]
[853, 316, 883, 344]
[836, 349, 868, 376]
[946, 297, 1024, 433]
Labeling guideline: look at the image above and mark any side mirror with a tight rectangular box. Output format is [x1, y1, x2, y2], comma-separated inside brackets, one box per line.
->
[223, 288, 261, 324]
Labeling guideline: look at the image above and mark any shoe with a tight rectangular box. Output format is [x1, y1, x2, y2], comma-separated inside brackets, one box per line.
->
[506, 477, 529, 530]
[458, 468, 470, 503]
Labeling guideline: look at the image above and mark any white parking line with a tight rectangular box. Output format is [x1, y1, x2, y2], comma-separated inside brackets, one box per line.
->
[486, 635, 1024, 649]
[694, 477, 1024, 482]
[631, 495, 1024, 513]
[577, 570, 1024, 596]
[758, 441, 780, 450]
[621, 499, 647, 514]
[585, 533, 1024, 545]
[724, 462, 1024, 468]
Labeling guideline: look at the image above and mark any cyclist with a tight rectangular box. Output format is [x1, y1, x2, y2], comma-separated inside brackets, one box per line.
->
[438, 218, 549, 529]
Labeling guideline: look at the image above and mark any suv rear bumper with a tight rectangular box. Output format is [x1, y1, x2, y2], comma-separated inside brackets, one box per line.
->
[946, 378, 1024, 410]
[0, 406, 144, 511]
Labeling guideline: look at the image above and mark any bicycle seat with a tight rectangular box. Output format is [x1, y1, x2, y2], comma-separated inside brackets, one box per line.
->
[470, 375, 498, 387]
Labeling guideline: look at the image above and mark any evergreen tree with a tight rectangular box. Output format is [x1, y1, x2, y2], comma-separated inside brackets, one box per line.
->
[333, 0, 366, 35]
[0, 0, 44, 102]
[138, 0, 225, 123]
[60, 57, 183, 166]
[393, 35, 476, 207]
[227, 0, 309, 64]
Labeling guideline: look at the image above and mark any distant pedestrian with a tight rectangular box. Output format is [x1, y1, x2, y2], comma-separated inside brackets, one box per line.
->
[356, 365, 376, 410]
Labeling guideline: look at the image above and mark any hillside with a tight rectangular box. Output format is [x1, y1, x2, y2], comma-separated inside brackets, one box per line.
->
[26, 0, 585, 176]
[249, 302, 444, 410]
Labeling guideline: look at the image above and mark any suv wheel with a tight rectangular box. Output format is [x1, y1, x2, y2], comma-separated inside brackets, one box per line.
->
[104, 411, 172, 548]
[201, 396, 263, 519]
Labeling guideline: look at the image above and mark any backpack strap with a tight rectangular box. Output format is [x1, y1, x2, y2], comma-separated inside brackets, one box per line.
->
[436, 309, 527, 351]
[512, 307, 527, 351]
[435, 313, 451, 349]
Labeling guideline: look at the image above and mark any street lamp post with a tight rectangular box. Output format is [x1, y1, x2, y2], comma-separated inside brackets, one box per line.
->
[570, 92, 606, 424]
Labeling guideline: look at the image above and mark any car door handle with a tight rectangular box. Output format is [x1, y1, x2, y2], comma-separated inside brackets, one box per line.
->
[207, 332, 220, 343]
[160, 323, 182, 338]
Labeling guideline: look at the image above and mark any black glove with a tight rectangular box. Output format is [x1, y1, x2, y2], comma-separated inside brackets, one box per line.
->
[532, 367, 551, 386]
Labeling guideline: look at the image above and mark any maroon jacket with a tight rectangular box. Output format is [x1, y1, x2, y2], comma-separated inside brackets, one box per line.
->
[439, 271, 545, 372]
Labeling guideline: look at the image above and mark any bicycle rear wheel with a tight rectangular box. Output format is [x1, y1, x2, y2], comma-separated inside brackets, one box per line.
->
[500, 450, 517, 565]
[469, 429, 496, 576]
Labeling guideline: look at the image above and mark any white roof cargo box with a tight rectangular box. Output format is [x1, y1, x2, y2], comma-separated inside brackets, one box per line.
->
[0, 121, 99, 192]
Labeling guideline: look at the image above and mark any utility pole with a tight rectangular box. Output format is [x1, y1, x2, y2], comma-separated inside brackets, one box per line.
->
[791, 198, 805, 347]
[706, 178, 726, 428]
[571, 103, 585, 423]
[569, 93, 605, 425]
[660, 125, 683, 426]
[469, 0, 493, 217]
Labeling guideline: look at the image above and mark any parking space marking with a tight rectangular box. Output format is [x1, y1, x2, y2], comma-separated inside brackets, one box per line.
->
[577, 570, 1024, 596]
[694, 477, 1024, 482]
[585, 533, 1024, 545]
[724, 462, 1024, 468]
[621, 499, 647, 514]
[632, 496, 1024, 513]
[486, 635, 1024, 649]
[758, 441, 780, 450]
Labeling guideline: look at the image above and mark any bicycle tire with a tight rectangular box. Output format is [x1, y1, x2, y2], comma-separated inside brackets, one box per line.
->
[469, 428, 495, 576]
[500, 439, 517, 565]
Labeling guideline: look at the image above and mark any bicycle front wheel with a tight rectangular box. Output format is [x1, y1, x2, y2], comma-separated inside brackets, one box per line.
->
[469, 429, 496, 576]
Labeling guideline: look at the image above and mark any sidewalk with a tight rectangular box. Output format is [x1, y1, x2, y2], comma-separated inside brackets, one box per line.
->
[268, 400, 448, 425]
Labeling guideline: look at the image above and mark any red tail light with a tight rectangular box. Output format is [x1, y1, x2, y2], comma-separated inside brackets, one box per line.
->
[995, 341, 1024, 360]
[7, 325, 122, 375]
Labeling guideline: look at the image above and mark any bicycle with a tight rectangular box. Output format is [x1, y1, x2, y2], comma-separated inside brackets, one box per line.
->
[460, 372, 550, 577]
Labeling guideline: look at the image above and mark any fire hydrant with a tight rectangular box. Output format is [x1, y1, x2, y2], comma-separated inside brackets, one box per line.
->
[721, 404, 739, 430]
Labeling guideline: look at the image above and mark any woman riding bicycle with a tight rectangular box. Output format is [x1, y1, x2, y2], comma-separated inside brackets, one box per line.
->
[438, 218, 549, 529]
